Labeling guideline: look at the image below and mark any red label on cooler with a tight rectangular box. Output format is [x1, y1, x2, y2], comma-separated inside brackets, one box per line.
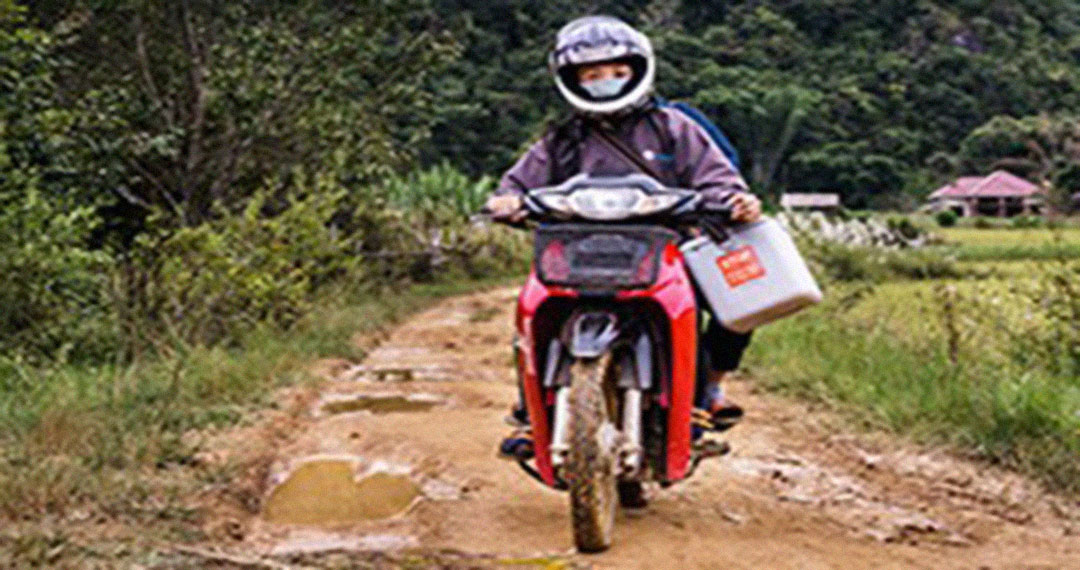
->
[716, 246, 766, 287]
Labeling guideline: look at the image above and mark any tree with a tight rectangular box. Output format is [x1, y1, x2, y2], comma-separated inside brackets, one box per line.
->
[46, 0, 459, 228]
[955, 114, 1080, 181]
[0, 0, 112, 359]
[694, 71, 823, 197]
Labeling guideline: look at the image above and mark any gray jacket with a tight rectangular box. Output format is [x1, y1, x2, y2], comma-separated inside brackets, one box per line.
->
[495, 106, 748, 207]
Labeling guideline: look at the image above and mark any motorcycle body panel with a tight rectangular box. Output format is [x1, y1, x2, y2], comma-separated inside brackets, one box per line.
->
[615, 242, 698, 481]
[515, 241, 699, 488]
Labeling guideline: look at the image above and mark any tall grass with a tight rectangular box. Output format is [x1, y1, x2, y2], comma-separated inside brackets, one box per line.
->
[381, 162, 495, 217]
[747, 276, 1080, 494]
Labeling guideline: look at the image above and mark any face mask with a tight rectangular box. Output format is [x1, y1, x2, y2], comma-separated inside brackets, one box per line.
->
[580, 77, 631, 98]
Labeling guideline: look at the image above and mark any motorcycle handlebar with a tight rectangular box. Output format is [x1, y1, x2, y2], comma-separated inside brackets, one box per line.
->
[481, 193, 734, 227]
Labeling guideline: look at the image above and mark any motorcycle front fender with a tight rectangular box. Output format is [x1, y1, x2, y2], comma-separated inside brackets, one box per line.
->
[561, 311, 619, 359]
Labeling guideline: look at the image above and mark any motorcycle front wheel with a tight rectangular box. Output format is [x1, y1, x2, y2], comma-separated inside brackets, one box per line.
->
[566, 352, 618, 553]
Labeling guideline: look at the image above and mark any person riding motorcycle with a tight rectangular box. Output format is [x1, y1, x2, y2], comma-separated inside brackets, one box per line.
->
[485, 16, 761, 455]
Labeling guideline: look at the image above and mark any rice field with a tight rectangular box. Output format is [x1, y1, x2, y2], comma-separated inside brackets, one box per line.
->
[938, 227, 1080, 262]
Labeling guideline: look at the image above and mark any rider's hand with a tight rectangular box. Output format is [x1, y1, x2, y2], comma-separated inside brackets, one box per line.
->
[484, 194, 526, 222]
[727, 193, 762, 223]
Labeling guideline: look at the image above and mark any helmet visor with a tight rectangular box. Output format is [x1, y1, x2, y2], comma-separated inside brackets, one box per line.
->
[557, 55, 648, 103]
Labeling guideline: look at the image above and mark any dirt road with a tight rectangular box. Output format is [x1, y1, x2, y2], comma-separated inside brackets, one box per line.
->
[211, 287, 1079, 569]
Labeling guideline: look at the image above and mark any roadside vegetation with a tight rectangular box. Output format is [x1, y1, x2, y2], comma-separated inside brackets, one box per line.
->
[1, 2, 527, 565]
[0, 276, 526, 567]
[748, 226, 1080, 494]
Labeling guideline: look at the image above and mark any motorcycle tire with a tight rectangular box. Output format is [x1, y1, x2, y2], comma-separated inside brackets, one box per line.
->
[617, 481, 648, 509]
[566, 353, 618, 553]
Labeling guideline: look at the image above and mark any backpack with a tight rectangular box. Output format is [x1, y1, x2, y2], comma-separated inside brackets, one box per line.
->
[658, 99, 741, 171]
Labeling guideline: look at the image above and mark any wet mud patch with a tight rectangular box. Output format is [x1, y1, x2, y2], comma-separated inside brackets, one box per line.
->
[723, 453, 970, 546]
[263, 459, 421, 526]
[319, 393, 443, 416]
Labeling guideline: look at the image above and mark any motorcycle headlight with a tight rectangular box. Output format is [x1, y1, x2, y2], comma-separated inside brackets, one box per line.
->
[535, 188, 685, 220]
[568, 188, 643, 220]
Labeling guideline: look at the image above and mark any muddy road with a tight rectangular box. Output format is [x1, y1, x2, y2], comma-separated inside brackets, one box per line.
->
[207, 287, 1079, 569]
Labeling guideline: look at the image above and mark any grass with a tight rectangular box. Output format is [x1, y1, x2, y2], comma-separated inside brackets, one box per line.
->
[0, 273, 520, 567]
[746, 276, 1080, 495]
[949, 242, 1080, 262]
[937, 227, 1080, 262]
[939, 227, 1080, 246]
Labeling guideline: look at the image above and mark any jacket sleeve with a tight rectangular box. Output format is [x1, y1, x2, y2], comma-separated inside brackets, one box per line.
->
[665, 108, 750, 207]
[494, 137, 553, 197]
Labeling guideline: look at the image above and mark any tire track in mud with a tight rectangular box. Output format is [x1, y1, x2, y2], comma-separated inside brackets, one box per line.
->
[215, 287, 1079, 569]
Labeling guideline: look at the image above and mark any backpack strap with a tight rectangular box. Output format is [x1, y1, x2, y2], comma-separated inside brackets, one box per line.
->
[545, 104, 681, 185]
[590, 118, 666, 181]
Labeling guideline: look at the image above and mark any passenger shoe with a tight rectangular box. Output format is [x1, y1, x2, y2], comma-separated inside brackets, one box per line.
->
[709, 397, 744, 431]
[692, 393, 744, 432]
[498, 428, 534, 461]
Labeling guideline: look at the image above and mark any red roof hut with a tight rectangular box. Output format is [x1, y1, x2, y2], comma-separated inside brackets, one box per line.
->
[928, 171, 1045, 217]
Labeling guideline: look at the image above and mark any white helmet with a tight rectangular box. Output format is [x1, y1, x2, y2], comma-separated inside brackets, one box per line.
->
[549, 16, 655, 115]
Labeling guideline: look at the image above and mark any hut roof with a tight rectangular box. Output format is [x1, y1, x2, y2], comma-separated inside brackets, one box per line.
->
[930, 171, 1042, 200]
[780, 193, 841, 208]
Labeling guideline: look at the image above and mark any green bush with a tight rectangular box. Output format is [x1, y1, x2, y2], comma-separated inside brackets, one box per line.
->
[1011, 215, 1043, 229]
[381, 162, 495, 218]
[112, 183, 361, 352]
[0, 2, 116, 362]
[103, 167, 527, 354]
[935, 210, 958, 227]
[803, 239, 962, 283]
[886, 215, 921, 240]
[0, 185, 114, 361]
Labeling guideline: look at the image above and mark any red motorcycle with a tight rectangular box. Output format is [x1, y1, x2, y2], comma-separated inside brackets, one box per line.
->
[495, 174, 734, 552]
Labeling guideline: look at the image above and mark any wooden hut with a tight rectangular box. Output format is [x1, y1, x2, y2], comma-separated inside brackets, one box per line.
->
[780, 193, 842, 213]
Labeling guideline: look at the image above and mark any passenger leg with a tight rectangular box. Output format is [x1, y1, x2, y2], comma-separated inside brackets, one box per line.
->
[694, 318, 751, 431]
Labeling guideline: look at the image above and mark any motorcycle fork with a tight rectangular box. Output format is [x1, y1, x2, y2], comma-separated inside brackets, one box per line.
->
[547, 310, 653, 479]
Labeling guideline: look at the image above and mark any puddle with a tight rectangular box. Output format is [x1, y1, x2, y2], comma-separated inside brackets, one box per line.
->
[263, 460, 421, 526]
[320, 394, 440, 415]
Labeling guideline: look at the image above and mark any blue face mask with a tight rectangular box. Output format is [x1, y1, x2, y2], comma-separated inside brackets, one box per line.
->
[581, 77, 631, 99]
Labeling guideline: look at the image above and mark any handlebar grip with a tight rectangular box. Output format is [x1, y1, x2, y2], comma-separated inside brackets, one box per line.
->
[701, 207, 733, 223]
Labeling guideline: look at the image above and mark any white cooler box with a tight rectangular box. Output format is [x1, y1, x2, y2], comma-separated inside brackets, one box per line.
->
[680, 218, 822, 333]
